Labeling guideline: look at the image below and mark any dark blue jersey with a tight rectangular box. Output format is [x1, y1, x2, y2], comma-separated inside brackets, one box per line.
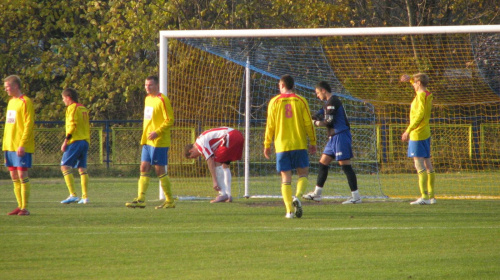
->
[323, 95, 350, 136]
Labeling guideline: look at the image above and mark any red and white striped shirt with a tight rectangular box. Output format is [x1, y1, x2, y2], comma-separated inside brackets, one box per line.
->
[194, 127, 234, 160]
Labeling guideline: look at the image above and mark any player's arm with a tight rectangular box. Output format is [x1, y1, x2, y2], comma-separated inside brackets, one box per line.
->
[18, 99, 35, 156]
[206, 156, 220, 191]
[263, 99, 275, 158]
[301, 98, 317, 147]
[405, 92, 426, 134]
[153, 97, 175, 136]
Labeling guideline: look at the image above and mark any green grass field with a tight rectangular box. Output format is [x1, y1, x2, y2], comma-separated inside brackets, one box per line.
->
[1, 178, 499, 280]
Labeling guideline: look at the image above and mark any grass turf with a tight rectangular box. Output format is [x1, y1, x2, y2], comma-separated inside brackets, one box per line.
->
[0, 178, 498, 279]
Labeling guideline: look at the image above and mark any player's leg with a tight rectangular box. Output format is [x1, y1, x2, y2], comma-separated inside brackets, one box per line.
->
[303, 154, 334, 202]
[18, 168, 31, 215]
[60, 144, 80, 203]
[409, 139, 431, 205]
[424, 158, 436, 204]
[280, 171, 294, 218]
[126, 146, 151, 208]
[77, 141, 89, 204]
[7, 164, 22, 215]
[339, 160, 361, 204]
[78, 167, 89, 204]
[222, 163, 232, 202]
[410, 157, 430, 205]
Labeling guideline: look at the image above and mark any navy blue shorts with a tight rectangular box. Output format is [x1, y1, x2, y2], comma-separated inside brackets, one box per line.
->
[322, 130, 353, 161]
[5, 151, 32, 168]
[408, 137, 431, 158]
[61, 140, 89, 168]
[141, 145, 169, 166]
[276, 149, 309, 172]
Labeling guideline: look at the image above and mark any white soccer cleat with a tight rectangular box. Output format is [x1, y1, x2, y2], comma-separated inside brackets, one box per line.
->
[342, 197, 362, 204]
[285, 212, 294, 219]
[302, 191, 321, 202]
[410, 198, 431, 205]
[430, 198, 437, 204]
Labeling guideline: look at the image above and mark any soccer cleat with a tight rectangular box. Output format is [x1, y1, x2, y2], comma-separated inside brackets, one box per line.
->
[430, 198, 437, 204]
[302, 191, 321, 202]
[125, 199, 146, 208]
[7, 207, 21, 216]
[225, 196, 233, 203]
[155, 200, 176, 209]
[78, 198, 88, 204]
[210, 194, 228, 203]
[292, 198, 303, 218]
[18, 209, 30, 216]
[61, 196, 80, 204]
[342, 197, 362, 204]
[285, 212, 294, 219]
[410, 198, 431, 205]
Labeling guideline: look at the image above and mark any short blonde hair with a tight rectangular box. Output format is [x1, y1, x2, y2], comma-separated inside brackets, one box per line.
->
[4, 75, 21, 88]
[412, 73, 429, 87]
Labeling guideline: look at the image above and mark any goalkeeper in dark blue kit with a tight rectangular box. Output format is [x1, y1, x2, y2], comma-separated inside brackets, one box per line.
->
[303, 81, 362, 204]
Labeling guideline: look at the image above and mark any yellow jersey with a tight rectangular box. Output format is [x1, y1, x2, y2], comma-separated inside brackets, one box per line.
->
[2, 95, 35, 153]
[141, 93, 174, 148]
[65, 103, 90, 145]
[264, 93, 316, 153]
[406, 90, 433, 141]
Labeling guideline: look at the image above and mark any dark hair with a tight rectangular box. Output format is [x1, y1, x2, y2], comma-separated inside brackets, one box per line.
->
[184, 144, 194, 158]
[62, 88, 79, 103]
[315, 81, 331, 93]
[280, 75, 294, 90]
[146, 76, 159, 84]
[413, 73, 429, 87]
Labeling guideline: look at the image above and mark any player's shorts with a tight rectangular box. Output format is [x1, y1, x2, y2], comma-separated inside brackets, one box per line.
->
[276, 149, 309, 172]
[408, 137, 431, 158]
[214, 130, 244, 163]
[141, 145, 169, 166]
[322, 130, 353, 161]
[4, 151, 32, 170]
[61, 140, 89, 168]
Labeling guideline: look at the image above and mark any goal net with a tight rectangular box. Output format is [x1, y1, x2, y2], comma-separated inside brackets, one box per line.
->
[159, 26, 500, 200]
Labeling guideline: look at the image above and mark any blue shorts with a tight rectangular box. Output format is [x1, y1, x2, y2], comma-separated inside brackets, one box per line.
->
[141, 145, 169, 166]
[408, 137, 431, 158]
[276, 149, 309, 172]
[322, 130, 353, 161]
[61, 140, 89, 168]
[4, 151, 32, 168]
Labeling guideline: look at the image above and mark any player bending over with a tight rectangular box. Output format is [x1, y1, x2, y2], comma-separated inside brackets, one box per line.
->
[185, 127, 244, 203]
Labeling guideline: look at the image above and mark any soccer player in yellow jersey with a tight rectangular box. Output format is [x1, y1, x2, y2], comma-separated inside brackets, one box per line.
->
[401, 73, 436, 205]
[264, 75, 317, 218]
[59, 88, 91, 205]
[126, 76, 176, 209]
[3, 75, 35, 216]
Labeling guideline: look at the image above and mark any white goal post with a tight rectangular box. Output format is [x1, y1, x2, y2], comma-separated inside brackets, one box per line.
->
[158, 25, 500, 200]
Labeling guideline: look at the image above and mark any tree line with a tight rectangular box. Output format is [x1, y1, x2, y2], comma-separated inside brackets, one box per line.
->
[0, 0, 498, 121]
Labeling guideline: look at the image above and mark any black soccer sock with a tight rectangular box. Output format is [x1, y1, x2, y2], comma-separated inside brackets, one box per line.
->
[316, 163, 329, 187]
[342, 165, 358, 192]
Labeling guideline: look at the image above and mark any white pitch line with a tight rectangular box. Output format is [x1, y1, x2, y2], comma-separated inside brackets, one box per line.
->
[1, 225, 498, 236]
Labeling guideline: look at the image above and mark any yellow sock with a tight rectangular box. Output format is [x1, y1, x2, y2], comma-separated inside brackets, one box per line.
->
[63, 170, 77, 196]
[159, 173, 173, 202]
[21, 178, 31, 209]
[13, 179, 22, 208]
[80, 171, 89, 199]
[281, 183, 293, 213]
[295, 176, 308, 198]
[137, 172, 150, 201]
[427, 171, 435, 198]
[418, 170, 429, 199]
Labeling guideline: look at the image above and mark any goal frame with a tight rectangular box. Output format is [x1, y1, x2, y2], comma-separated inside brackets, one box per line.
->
[158, 25, 500, 199]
